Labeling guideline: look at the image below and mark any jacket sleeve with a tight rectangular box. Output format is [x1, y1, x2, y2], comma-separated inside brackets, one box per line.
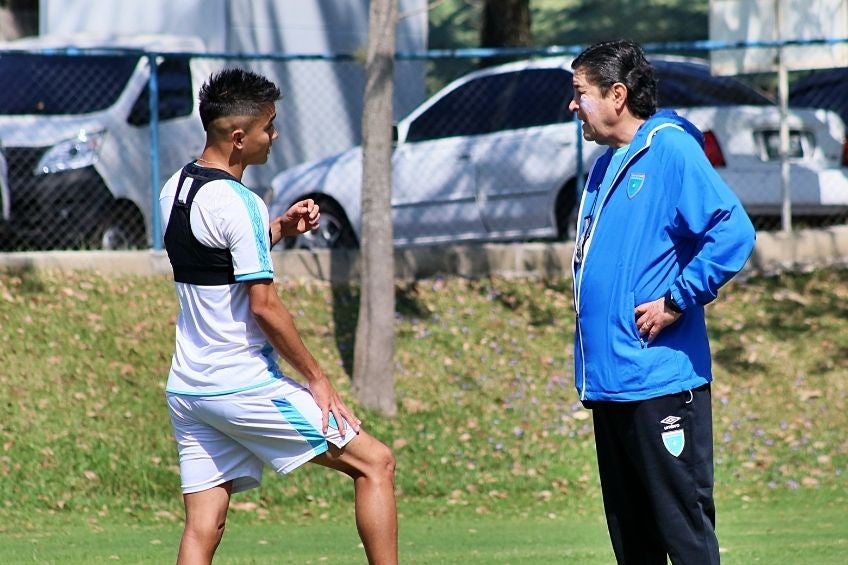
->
[665, 134, 756, 310]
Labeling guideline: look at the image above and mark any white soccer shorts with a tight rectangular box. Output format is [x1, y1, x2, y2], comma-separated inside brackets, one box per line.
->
[166, 377, 355, 494]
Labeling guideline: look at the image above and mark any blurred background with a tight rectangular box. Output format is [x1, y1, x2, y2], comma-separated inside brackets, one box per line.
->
[0, 0, 845, 252]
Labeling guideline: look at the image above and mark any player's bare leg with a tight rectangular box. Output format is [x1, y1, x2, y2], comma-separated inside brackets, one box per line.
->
[311, 431, 398, 565]
[177, 482, 232, 565]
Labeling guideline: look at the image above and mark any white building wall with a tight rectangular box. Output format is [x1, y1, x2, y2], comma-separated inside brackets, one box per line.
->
[40, 0, 428, 190]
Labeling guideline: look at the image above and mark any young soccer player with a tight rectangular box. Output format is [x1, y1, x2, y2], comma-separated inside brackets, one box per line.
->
[160, 68, 397, 565]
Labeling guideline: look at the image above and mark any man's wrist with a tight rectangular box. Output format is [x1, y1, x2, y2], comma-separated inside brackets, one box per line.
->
[664, 290, 683, 314]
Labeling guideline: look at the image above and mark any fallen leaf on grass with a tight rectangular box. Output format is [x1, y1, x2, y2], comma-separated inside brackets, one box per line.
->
[402, 398, 428, 413]
[771, 290, 810, 305]
[392, 438, 408, 450]
[798, 389, 822, 401]
[230, 501, 258, 512]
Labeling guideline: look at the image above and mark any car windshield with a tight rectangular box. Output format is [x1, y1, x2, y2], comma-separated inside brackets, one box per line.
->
[406, 67, 574, 142]
[652, 60, 773, 107]
[790, 69, 848, 125]
[0, 53, 138, 115]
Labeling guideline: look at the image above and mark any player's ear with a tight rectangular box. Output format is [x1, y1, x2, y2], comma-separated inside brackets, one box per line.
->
[232, 128, 246, 150]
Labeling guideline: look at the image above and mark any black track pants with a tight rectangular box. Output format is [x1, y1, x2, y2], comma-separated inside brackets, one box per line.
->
[589, 384, 719, 565]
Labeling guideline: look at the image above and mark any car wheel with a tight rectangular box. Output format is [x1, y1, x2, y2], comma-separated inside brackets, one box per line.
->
[284, 198, 357, 250]
[91, 205, 147, 250]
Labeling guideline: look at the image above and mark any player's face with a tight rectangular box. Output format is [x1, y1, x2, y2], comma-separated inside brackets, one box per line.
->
[568, 68, 617, 146]
[243, 102, 279, 165]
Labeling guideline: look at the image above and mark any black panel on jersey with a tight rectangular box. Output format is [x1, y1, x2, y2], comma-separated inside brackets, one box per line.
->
[164, 163, 239, 286]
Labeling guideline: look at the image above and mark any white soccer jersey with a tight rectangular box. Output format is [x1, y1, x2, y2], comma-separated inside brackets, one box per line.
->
[160, 165, 282, 396]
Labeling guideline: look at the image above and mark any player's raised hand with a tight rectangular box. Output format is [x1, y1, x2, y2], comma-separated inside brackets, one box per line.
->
[270, 199, 320, 245]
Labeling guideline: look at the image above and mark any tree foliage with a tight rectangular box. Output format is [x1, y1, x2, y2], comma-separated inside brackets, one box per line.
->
[533, 0, 708, 47]
[430, 0, 709, 50]
[425, 0, 709, 93]
[480, 0, 532, 68]
[481, 0, 532, 48]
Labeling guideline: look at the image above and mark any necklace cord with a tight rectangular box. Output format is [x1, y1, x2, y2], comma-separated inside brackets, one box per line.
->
[196, 157, 230, 169]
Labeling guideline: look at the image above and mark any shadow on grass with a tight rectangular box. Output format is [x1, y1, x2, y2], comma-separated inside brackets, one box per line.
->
[710, 269, 848, 373]
[1, 263, 46, 295]
[476, 277, 572, 327]
[331, 282, 433, 377]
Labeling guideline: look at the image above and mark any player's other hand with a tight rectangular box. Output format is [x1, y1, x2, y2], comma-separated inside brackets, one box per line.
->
[308, 374, 362, 438]
[270, 199, 320, 244]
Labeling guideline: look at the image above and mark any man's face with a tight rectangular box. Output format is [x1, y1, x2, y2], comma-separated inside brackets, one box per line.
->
[242, 102, 279, 166]
[568, 68, 615, 146]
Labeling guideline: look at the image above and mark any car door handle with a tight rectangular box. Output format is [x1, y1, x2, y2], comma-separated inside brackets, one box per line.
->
[457, 154, 471, 161]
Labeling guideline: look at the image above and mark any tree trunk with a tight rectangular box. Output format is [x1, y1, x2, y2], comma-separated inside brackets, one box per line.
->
[353, 0, 397, 416]
[0, 0, 38, 40]
[480, 0, 532, 67]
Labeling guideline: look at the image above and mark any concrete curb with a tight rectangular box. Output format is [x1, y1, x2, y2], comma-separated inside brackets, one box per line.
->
[743, 225, 848, 276]
[1, 225, 847, 281]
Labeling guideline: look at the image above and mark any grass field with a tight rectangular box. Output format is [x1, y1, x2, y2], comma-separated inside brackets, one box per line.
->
[1, 265, 847, 563]
[1, 492, 846, 563]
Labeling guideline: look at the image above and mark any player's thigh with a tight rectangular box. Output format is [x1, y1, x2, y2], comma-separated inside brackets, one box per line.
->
[168, 394, 264, 494]
[225, 381, 356, 475]
[310, 430, 395, 478]
[183, 482, 232, 528]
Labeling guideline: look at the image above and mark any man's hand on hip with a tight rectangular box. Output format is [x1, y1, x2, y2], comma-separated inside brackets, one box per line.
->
[635, 297, 682, 343]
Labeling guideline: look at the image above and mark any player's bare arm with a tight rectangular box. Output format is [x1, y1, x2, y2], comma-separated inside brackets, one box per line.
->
[245, 280, 361, 435]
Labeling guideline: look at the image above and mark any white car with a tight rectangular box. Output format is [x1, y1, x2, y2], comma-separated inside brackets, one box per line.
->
[0, 139, 9, 239]
[790, 66, 848, 164]
[654, 57, 848, 220]
[269, 56, 848, 249]
[0, 34, 218, 250]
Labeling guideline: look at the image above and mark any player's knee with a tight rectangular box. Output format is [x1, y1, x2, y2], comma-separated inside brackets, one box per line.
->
[186, 515, 227, 544]
[368, 441, 395, 484]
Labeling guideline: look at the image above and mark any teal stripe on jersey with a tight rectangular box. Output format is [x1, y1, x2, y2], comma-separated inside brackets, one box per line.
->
[166, 343, 282, 397]
[225, 180, 272, 274]
[261, 343, 284, 379]
[271, 397, 328, 452]
[166, 376, 279, 397]
[235, 271, 274, 282]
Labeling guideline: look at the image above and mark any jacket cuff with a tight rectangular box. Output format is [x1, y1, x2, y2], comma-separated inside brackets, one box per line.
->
[669, 285, 690, 312]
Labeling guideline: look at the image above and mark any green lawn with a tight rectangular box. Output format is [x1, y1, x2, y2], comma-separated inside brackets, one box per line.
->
[1, 490, 845, 563]
[1, 267, 847, 563]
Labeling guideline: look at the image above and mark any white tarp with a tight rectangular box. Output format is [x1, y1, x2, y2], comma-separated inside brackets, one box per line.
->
[710, 0, 848, 75]
[39, 0, 428, 189]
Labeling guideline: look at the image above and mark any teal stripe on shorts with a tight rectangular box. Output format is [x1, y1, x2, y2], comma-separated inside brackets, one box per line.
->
[271, 397, 328, 452]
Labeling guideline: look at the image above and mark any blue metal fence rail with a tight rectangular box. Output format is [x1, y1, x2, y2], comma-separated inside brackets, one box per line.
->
[2, 36, 847, 250]
[148, 36, 848, 248]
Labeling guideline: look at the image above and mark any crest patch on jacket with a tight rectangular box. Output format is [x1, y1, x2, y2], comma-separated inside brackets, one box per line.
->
[627, 173, 646, 199]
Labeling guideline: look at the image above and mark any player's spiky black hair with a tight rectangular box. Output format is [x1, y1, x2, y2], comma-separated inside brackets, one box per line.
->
[198, 68, 281, 130]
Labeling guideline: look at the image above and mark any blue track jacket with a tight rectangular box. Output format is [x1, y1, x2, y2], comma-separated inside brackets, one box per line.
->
[571, 110, 756, 402]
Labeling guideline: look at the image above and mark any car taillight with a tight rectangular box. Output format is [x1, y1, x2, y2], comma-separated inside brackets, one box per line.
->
[703, 130, 726, 168]
[843, 136, 848, 167]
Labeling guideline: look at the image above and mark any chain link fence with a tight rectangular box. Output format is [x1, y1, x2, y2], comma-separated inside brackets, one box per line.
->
[0, 41, 846, 251]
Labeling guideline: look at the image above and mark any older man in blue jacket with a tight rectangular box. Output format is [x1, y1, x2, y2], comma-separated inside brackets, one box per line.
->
[569, 40, 756, 565]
